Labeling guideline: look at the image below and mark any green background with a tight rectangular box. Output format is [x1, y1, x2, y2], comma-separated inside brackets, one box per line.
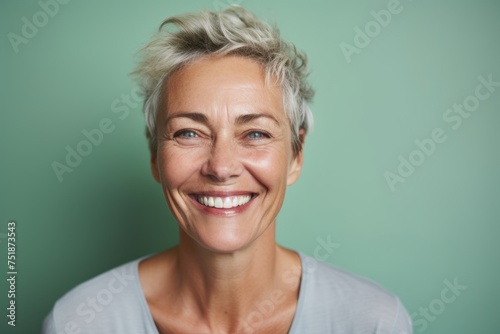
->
[1, 0, 499, 333]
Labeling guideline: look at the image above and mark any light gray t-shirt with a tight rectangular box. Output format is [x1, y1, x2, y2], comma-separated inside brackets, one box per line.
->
[43, 252, 413, 333]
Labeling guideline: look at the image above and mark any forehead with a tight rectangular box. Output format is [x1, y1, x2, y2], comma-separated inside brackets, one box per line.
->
[163, 55, 285, 119]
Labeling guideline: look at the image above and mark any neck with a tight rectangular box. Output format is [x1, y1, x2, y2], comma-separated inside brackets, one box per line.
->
[170, 224, 297, 331]
[178, 227, 277, 303]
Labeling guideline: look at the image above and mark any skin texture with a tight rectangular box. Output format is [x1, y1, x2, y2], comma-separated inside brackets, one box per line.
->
[139, 55, 305, 333]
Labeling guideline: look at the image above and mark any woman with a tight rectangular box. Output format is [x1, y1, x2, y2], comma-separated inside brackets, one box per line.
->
[43, 6, 413, 333]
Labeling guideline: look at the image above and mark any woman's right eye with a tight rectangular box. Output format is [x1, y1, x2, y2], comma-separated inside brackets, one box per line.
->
[175, 130, 198, 138]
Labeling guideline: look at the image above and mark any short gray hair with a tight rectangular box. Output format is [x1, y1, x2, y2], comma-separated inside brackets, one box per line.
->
[132, 6, 314, 156]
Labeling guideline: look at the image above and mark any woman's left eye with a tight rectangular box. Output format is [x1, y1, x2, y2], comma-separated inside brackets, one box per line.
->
[246, 131, 269, 139]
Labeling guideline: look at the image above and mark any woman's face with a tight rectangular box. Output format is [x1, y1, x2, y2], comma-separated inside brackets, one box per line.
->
[152, 55, 304, 253]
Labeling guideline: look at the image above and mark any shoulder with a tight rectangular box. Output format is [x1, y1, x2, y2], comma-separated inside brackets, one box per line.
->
[42, 257, 156, 334]
[291, 253, 413, 334]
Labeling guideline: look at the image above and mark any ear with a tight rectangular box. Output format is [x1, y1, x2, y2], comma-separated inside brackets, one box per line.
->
[150, 152, 161, 183]
[287, 129, 306, 186]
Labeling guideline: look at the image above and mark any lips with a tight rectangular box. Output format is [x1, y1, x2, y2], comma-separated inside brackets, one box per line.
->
[196, 195, 252, 209]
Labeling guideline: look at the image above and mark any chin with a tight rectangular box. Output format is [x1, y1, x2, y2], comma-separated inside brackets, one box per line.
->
[184, 223, 265, 254]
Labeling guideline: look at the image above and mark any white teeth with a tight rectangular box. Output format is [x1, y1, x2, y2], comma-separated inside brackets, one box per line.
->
[223, 197, 232, 208]
[197, 195, 252, 209]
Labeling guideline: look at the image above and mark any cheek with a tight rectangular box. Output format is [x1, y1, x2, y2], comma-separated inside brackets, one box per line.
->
[159, 146, 204, 189]
[243, 147, 290, 188]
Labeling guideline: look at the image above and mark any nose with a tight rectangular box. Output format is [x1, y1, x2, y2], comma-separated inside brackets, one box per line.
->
[201, 136, 243, 182]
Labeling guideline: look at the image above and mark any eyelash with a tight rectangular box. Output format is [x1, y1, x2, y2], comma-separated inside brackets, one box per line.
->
[174, 130, 198, 138]
[172, 129, 271, 141]
[246, 131, 271, 139]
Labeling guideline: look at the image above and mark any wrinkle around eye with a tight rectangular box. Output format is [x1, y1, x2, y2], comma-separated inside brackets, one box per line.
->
[169, 129, 213, 148]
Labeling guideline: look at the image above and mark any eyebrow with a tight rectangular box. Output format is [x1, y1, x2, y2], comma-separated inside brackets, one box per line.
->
[235, 113, 280, 126]
[165, 112, 280, 126]
[165, 112, 209, 126]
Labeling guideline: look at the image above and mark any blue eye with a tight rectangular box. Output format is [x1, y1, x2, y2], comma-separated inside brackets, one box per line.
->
[247, 131, 267, 139]
[176, 130, 197, 138]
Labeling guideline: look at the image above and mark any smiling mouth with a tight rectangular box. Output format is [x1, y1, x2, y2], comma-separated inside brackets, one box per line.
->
[195, 195, 253, 209]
